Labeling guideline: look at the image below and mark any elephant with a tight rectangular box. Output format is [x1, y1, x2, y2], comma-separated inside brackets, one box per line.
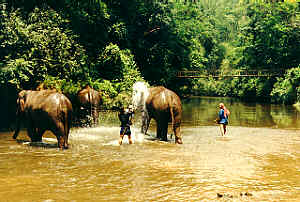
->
[132, 82, 183, 144]
[76, 85, 102, 127]
[13, 90, 73, 149]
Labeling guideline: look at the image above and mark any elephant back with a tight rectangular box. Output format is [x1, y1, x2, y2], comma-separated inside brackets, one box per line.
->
[24, 90, 72, 113]
[77, 85, 102, 107]
[145, 87, 182, 127]
[147, 86, 182, 112]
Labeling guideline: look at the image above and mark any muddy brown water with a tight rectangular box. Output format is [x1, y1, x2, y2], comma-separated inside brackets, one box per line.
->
[1, 97, 300, 201]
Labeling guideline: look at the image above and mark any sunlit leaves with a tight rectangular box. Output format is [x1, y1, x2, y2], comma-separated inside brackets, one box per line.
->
[271, 67, 300, 104]
[240, 1, 300, 69]
[0, 7, 87, 89]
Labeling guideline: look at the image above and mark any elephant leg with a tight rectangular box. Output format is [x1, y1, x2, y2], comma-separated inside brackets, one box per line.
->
[79, 108, 89, 127]
[87, 108, 93, 127]
[174, 122, 182, 144]
[13, 128, 20, 139]
[160, 121, 168, 142]
[27, 127, 36, 142]
[29, 119, 44, 142]
[156, 124, 160, 139]
[53, 123, 68, 149]
[156, 121, 163, 140]
[13, 117, 21, 139]
[31, 128, 42, 142]
[92, 109, 99, 127]
[34, 128, 45, 142]
[141, 111, 150, 134]
[64, 123, 70, 149]
[56, 135, 64, 149]
[142, 118, 150, 134]
[26, 120, 37, 141]
[61, 122, 69, 149]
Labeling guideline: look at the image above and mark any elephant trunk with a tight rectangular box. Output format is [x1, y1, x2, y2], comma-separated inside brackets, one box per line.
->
[13, 114, 21, 139]
[13, 97, 24, 139]
[88, 90, 92, 121]
[141, 110, 150, 134]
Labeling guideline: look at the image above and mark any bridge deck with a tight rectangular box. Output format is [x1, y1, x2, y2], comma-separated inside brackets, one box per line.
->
[176, 70, 286, 78]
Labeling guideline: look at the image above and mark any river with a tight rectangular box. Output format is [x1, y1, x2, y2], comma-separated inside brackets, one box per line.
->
[1, 96, 300, 201]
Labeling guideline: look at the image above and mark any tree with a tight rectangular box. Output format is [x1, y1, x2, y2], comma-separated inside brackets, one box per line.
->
[239, 1, 300, 70]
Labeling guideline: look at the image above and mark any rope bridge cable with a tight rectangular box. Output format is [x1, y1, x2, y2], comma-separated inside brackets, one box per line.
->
[176, 69, 286, 78]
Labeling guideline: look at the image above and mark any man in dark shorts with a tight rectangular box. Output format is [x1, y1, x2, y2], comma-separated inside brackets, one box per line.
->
[118, 106, 134, 145]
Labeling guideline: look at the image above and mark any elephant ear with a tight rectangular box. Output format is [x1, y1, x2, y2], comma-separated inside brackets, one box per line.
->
[17, 90, 28, 113]
[19, 98, 25, 112]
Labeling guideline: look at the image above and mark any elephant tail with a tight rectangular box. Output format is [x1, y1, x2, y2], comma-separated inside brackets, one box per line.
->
[62, 98, 72, 149]
[66, 107, 72, 135]
[170, 106, 175, 139]
[88, 90, 92, 118]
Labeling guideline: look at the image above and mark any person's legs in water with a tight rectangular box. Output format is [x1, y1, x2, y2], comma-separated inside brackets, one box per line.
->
[219, 124, 225, 136]
[119, 134, 124, 145]
[127, 127, 133, 144]
[119, 127, 126, 145]
[119, 127, 133, 145]
[128, 134, 133, 144]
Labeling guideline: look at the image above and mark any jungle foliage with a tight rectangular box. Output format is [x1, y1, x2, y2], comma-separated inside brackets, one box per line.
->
[0, 0, 300, 109]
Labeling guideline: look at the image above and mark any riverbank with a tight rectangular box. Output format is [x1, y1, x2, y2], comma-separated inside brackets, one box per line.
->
[186, 67, 300, 105]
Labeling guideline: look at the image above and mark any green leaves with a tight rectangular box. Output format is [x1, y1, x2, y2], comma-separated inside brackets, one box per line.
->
[271, 67, 300, 104]
[1, 0, 300, 105]
[240, 1, 300, 70]
[96, 43, 143, 85]
[0, 7, 87, 89]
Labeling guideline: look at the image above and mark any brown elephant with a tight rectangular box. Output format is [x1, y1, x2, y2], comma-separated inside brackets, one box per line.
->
[76, 85, 102, 127]
[13, 90, 73, 149]
[132, 82, 182, 144]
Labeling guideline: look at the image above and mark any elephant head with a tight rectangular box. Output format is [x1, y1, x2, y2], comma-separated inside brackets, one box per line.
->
[132, 82, 151, 134]
[132, 81, 149, 111]
[16, 90, 29, 115]
[13, 90, 31, 139]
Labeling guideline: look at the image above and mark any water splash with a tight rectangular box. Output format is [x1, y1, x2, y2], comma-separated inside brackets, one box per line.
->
[132, 81, 149, 111]
[103, 127, 145, 146]
[131, 127, 144, 143]
[70, 126, 145, 146]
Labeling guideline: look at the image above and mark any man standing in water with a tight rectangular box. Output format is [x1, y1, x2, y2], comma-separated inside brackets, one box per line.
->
[216, 103, 230, 136]
[118, 106, 134, 145]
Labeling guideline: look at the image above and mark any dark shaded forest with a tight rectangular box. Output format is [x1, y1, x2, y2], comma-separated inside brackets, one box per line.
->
[0, 0, 300, 129]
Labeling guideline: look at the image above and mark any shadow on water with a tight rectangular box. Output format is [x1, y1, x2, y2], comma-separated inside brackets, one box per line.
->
[15, 138, 59, 149]
[143, 134, 174, 143]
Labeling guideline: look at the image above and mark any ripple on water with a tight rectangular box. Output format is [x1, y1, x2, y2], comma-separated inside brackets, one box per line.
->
[1, 125, 300, 201]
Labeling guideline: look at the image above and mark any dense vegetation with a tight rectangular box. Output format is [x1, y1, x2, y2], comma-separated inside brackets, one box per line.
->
[0, 0, 300, 128]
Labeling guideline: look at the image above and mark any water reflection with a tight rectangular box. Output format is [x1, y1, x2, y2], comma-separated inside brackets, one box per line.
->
[182, 96, 300, 129]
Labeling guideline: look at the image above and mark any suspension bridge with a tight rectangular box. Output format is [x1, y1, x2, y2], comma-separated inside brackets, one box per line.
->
[176, 69, 286, 78]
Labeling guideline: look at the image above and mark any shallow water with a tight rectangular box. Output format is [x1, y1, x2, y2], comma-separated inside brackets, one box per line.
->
[1, 97, 300, 201]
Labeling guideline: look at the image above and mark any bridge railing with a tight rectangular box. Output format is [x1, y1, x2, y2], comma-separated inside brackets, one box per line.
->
[176, 69, 286, 78]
